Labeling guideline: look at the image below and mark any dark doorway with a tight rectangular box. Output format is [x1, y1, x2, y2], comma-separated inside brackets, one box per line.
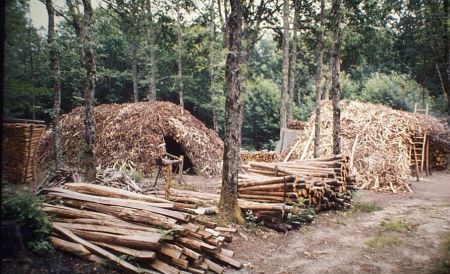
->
[163, 136, 195, 174]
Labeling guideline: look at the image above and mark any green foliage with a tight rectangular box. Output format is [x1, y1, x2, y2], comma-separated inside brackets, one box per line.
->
[242, 77, 280, 150]
[431, 234, 450, 274]
[380, 219, 410, 232]
[1, 188, 53, 254]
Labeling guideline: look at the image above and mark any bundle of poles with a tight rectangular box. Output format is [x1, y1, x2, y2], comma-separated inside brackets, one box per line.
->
[42, 183, 242, 274]
[240, 155, 355, 211]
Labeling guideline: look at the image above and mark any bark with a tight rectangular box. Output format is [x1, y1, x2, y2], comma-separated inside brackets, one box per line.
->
[314, 0, 325, 158]
[446, 0, 450, 172]
[131, 41, 138, 102]
[67, 0, 97, 181]
[218, 0, 228, 48]
[46, 0, 63, 169]
[280, 0, 290, 132]
[331, 0, 341, 155]
[209, 0, 217, 131]
[27, 25, 35, 120]
[176, 0, 184, 108]
[146, 0, 156, 101]
[219, 0, 243, 223]
[287, 0, 299, 122]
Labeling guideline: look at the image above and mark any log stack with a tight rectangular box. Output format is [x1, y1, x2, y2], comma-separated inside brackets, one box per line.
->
[240, 155, 354, 211]
[43, 183, 242, 274]
[2, 119, 46, 184]
[287, 120, 305, 130]
[240, 150, 280, 163]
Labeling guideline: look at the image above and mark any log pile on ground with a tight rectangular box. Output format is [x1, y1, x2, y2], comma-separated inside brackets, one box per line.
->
[240, 150, 280, 163]
[287, 120, 305, 130]
[43, 183, 242, 273]
[3, 120, 46, 184]
[284, 100, 447, 192]
[156, 188, 315, 232]
[38, 102, 224, 177]
[429, 118, 449, 170]
[240, 155, 353, 211]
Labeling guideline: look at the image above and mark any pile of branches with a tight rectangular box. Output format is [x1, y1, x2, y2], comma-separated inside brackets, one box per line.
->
[287, 120, 305, 130]
[38, 102, 224, 177]
[36, 165, 142, 194]
[240, 150, 280, 163]
[240, 155, 354, 211]
[284, 100, 447, 192]
[43, 183, 242, 273]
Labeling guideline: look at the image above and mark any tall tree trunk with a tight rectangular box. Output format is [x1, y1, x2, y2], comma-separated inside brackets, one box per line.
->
[67, 0, 97, 181]
[218, 0, 228, 48]
[331, 0, 341, 155]
[280, 0, 290, 133]
[146, 0, 156, 101]
[314, 0, 325, 158]
[131, 41, 138, 102]
[176, 0, 184, 108]
[219, 0, 243, 224]
[322, 64, 331, 100]
[27, 24, 35, 119]
[46, 0, 63, 169]
[209, 0, 217, 131]
[446, 0, 450, 172]
[287, 0, 299, 122]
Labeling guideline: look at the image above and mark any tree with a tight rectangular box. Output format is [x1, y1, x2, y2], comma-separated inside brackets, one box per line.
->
[145, 0, 157, 101]
[287, 0, 299, 121]
[279, 0, 290, 132]
[331, 0, 341, 155]
[219, 0, 244, 223]
[176, 0, 184, 108]
[209, 0, 217, 130]
[313, 0, 325, 158]
[46, 0, 63, 169]
[66, 0, 97, 181]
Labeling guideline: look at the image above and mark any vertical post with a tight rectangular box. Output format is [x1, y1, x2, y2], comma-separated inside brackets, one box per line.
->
[165, 164, 173, 199]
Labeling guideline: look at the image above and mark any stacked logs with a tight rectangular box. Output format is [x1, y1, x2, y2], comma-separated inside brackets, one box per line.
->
[240, 155, 355, 211]
[287, 120, 305, 130]
[43, 183, 242, 274]
[240, 150, 281, 163]
[430, 139, 448, 170]
[156, 188, 314, 232]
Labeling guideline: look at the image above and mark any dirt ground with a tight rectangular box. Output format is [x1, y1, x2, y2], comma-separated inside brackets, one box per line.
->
[227, 171, 450, 274]
[2, 172, 448, 274]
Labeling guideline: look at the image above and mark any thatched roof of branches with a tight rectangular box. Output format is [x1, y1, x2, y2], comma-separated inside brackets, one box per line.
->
[284, 100, 447, 193]
[38, 102, 224, 177]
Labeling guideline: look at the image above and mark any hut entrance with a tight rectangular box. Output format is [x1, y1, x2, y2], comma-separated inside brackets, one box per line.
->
[163, 136, 194, 174]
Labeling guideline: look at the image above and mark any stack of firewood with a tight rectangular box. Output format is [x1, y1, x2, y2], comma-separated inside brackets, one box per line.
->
[240, 150, 280, 163]
[287, 120, 305, 130]
[240, 155, 354, 211]
[43, 183, 242, 274]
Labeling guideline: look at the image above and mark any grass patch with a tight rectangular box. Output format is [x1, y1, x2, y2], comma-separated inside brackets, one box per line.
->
[380, 219, 409, 232]
[431, 234, 450, 274]
[353, 201, 383, 213]
[366, 234, 402, 249]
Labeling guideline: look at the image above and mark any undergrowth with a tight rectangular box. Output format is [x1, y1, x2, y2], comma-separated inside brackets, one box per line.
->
[353, 201, 383, 213]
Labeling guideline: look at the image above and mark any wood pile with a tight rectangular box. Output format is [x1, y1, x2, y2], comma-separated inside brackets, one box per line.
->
[429, 118, 449, 170]
[287, 120, 305, 130]
[240, 150, 280, 163]
[43, 183, 242, 274]
[38, 102, 224, 177]
[284, 100, 447, 192]
[155, 188, 315, 232]
[2, 119, 46, 184]
[240, 155, 354, 211]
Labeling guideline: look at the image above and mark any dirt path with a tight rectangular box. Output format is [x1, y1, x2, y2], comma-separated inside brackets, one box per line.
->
[228, 172, 450, 274]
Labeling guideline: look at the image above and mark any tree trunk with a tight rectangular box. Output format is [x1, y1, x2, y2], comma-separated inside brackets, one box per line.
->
[280, 0, 290, 133]
[176, 0, 184, 109]
[46, 0, 63, 170]
[27, 25, 36, 120]
[331, 0, 341, 155]
[146, 0, 156, 101]
[218, 0, 228, 48]
[287, 0, 299, 122]
[446, 0, 450, 172]
[131, 41, 138, 102]
[209, 0, 217, 131]
[219, 0, 243, 224]
[314, 0, 325, 158]
[67, 0, 97, 181]
[322, 64, 330, 100]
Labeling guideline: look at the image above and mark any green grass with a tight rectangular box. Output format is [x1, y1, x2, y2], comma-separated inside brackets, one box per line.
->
[431, 234, 450, 274]
[380, 219, 409, 232]
[353, 201, 383, 213]
[366, 234, 402, 249]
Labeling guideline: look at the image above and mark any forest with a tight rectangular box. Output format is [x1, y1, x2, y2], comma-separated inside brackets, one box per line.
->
[4, 0, 449, 151]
